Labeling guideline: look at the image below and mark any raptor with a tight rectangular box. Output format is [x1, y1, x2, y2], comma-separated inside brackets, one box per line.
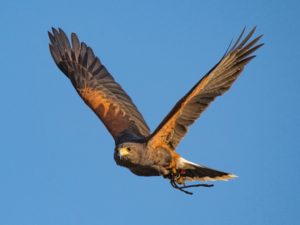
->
[49, 27, 263, 194]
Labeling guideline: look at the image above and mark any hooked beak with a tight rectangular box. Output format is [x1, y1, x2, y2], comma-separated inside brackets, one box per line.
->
[118, 147, 130, 159]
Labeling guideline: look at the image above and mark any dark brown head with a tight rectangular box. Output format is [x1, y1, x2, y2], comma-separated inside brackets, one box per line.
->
[114, 142, 145, 167]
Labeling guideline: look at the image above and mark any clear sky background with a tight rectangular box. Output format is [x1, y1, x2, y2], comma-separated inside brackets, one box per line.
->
[1, 0, 299, 225]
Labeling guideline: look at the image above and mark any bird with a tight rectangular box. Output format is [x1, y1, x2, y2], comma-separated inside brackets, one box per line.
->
[48, 27, 263, 194]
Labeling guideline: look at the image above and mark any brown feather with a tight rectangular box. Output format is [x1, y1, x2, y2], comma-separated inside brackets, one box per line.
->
[49, 28, 150, 143]
[148, 27, 263, 150]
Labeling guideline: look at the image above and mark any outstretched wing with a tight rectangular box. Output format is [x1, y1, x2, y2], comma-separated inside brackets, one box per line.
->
[148, 27, 263, 150]
[49, 28, 150, 143]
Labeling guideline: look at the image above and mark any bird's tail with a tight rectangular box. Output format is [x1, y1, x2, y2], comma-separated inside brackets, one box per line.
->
[176, 157, 237, 183]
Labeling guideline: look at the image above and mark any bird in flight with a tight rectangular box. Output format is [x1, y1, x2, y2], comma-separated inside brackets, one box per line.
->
[49, 27, 263, 194]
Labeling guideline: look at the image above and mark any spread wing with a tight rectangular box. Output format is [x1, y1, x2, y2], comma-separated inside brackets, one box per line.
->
[49, 28, 150, 144]
[148, 27, 263, 150]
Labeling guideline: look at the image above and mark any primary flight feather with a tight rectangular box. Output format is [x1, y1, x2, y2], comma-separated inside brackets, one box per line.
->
[49, 27, 263, 194]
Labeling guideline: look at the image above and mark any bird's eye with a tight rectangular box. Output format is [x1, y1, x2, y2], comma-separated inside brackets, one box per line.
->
[127, 147, 131, 152]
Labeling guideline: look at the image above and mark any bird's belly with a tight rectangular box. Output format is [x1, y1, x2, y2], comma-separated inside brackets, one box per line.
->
[129, 165, 160, 177]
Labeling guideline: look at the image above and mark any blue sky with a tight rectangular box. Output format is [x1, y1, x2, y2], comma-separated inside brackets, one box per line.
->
[1, 0, 299, 224]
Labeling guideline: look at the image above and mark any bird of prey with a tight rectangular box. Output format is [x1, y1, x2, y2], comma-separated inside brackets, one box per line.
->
[49, 27, 263, 194]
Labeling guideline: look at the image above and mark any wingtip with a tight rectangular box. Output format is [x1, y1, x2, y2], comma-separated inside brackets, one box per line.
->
[242, 26, 247, 33]
[251, 26, 257, 33]
[48, 30, 55, 44]
[256, 43, 265, 49]
[245, 25, 257, 34]
[48, 30, 53, 38]
[48, 27, 56, 36]
[71, 32, 77, 38]
[51, 27, 57, 34]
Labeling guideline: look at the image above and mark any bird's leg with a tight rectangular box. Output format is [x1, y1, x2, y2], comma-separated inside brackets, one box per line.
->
[170, 179, 194, 195]
[169, 173, 214, 195]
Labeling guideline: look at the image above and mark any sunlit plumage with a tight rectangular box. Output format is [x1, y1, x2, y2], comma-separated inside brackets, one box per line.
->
[49, 27, 263, 194]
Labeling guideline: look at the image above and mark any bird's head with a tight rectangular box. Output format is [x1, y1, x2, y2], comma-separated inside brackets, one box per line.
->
[114, 142, 145, 166]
